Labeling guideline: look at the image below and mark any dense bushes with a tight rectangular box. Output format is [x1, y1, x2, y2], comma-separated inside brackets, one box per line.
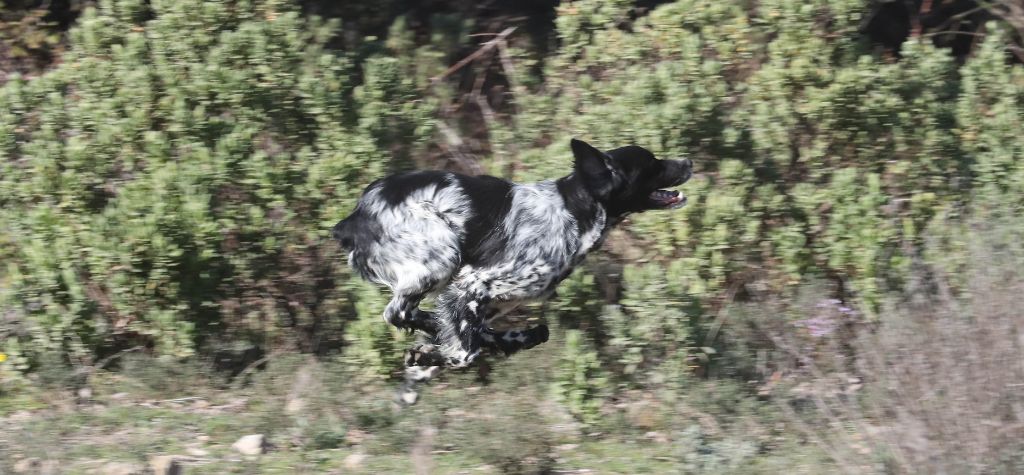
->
[0, 0, 435, 368]
[1, 0, 1024, 434]
[509, 0, 1015, 315]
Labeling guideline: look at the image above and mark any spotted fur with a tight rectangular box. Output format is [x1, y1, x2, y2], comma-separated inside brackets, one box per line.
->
[332, 139, 693, 397]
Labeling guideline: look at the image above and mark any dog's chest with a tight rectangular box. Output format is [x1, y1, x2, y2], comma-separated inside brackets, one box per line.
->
[466, 182, 606, 302]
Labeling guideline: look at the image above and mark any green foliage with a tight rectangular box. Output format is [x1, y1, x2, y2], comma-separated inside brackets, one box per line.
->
[601, 263, 695, 382]
[0, 0, 77, 75]
[0, 0, 434, 365]
[3, 0, 1021, 379]
[506, 0, 1024, 318]
[339, 279, 410, 380]
[3, 5, 1024, 472]
[957, 27, 1024, 202]
[552, 329, 609, 425]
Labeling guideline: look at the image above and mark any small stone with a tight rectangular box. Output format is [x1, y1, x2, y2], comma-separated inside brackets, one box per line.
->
[624, 399, 661, 429]
[345, 429, 367, 445]
[191, 399, 210, 409]
[38, 460, 60, 475]
[185, 447, 209, 457]
[231, 434, 267, 455]
[13, 458, 40, 474]
[343, 453, 367, 470]
[196, 435, 210, 442]
[644, 431, 669, 443]
[110, 392, 130, 401]
[9, 410, 33, 421]
[150, 455, 184, 475]
[284, 397, 304, 414]
[77, 387, 93, 400]
[99, 461, 145, 475]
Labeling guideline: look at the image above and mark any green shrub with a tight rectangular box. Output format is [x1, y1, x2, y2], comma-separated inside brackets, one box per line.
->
[502, 0, 1023, 322]
[601, 262, 696, 383]
[0, 0, 434, 366]
[552, 329, 609, 425]
[3, 0, 1024, 395]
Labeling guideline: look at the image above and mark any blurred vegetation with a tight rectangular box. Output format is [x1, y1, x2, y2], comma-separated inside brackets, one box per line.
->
[1, 0, 1024, 472]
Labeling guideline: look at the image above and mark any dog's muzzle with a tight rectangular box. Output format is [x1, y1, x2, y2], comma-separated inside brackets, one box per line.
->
[672, 158, 694, 185]
[648, 159, 693, 209]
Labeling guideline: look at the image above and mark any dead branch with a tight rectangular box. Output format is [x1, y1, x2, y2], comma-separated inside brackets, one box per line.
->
[430, 27, 517, 85]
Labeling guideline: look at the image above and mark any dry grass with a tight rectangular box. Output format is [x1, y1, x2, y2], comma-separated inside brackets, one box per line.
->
[753, 216, 1024, 474]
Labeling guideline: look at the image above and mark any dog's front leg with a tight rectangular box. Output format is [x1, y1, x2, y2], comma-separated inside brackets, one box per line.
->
[397, 306, 549, 357]
[396, 354, 442, 406]
[404, 299, 554, 367]
[479, 325, 550, 355]
[383, 293, 440, 336]
[402, 324, 550, 371]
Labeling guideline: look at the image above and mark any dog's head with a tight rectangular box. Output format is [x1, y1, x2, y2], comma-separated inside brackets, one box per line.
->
[571, 138, 693, 216]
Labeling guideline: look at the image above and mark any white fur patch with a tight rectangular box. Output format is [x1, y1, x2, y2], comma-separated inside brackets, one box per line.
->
[355, 176, 470, 295]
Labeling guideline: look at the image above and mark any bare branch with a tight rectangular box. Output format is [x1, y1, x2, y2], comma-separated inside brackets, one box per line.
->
[430, 27, 517, 85]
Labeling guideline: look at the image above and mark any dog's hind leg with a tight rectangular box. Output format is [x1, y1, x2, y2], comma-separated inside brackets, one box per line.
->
[395, 348, 443, 406]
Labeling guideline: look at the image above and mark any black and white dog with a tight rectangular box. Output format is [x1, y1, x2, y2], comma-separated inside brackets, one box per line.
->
[332, 139, 692, 383]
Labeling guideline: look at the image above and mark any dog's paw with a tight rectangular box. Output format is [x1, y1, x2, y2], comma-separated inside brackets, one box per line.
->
[394, 381, 420, 406]
[395, 364, 442, 408]
[392, 312, 440, 337]
[405, 343, 447, 367]
[524, 324, 549, 347]
[487, 325, 550, 355]
[445, 348, 481, 369]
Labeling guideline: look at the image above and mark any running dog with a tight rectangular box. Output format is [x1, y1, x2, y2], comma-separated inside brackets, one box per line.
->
[332, 139, 692, 385]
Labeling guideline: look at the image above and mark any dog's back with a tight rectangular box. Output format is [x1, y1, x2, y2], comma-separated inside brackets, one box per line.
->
[334, 171, 475, 293]
[334, 170, 602, 297]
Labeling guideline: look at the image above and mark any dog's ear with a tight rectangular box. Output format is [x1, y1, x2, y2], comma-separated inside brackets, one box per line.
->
[571, 138, 622, 199]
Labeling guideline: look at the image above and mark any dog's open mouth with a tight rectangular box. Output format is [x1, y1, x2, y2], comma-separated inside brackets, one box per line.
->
[649, 189, 687, 209]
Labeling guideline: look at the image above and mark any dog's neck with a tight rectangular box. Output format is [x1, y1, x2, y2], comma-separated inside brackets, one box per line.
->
[555, 172, 622, 237]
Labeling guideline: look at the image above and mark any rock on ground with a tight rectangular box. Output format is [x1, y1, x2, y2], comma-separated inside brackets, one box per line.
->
[99, 461, 146, 475]
[344, 453, 367, 470]
[149, 455, 184, 475]
[231, 434, 268, 455]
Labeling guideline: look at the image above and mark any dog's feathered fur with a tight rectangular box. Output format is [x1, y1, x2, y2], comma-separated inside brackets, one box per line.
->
[333, 139, 692, 378]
